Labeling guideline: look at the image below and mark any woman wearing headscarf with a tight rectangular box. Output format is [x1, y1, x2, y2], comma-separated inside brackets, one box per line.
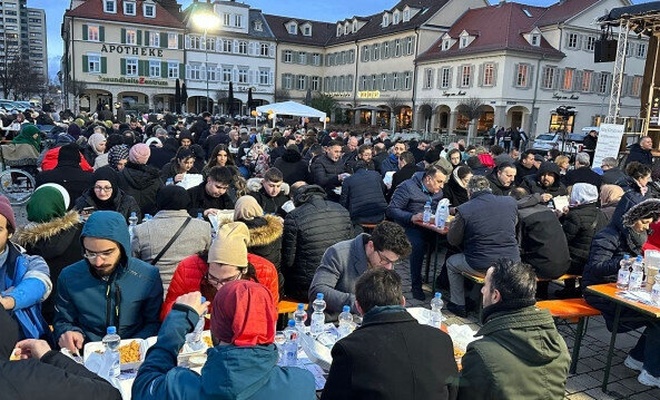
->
[600, 184, 625, 221]
[442, 165, 473, 207]
[93, 134, 124, 170]
[73, 167, 141, 223]
[134, 282, 315, 400]
[583, 199, 660, 388]
[12, 124, 41, 153]
[82, 132, 106, 167]
[117, 143, 163, 216]
[16, 185, 83, 324]
[106, 144, 129, 172]
[556, 183, 608, 298]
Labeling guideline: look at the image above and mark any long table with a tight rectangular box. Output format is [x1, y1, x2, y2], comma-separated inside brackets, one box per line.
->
[583, 283, 660, 392]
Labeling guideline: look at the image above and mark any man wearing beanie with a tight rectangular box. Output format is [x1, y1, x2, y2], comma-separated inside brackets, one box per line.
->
[161, 221, 279, 321]
[36, 143, 93, 204]
[53, 211, 162, 355]
[0, 194, 52, 339]
[116, 143, 163, 216]
[132, 185, 211, 292]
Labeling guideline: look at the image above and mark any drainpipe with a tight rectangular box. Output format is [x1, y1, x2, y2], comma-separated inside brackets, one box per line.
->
[530, 54, 545, 138]
[411, 27, 420, 133]
[353, 40, 359, 124]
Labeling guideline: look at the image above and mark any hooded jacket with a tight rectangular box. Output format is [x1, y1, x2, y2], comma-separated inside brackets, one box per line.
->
[520, 162, 567, 199]
[0, 307, 122, 400]
[133, 305, 315, 400]
[486, 170, 515, 196]
[458, 306, 570, 400]
[241, 215, 283, 272]
[52, 211, 163, 343]
[36, 145, 94, 204]
[117, 161, 163, 216]
[273, 147, 309, 184]
[562, 202, 608, 274]
[282, 185, 353, 302]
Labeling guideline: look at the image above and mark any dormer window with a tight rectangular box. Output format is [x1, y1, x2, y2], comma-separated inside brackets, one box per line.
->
[104, 0, 116, 13]
[352, 20, 357, 33]
[442, 38, 452, 51]
[531, 34, 540, 46]
[344, 23, 349, 35]
[254, 20, 263, 32]
[143, 3, 155, 18]
[382, 13, 390, 27]
[458, 31, 474, 49]
[460, 37, 468, 49]
[124, 1, 136, 16]
[336, 24, 342, 37]
[302, 24, 312, 37]
[393, 10, 400, 24]
[287, 22, 297, 35]
[403, 9, 410, 22]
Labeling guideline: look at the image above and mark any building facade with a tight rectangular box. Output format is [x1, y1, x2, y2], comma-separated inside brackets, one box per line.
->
[26, 7, 48, 85]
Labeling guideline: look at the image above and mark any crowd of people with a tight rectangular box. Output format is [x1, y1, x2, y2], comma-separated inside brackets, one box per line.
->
[2, 107, 660, 398]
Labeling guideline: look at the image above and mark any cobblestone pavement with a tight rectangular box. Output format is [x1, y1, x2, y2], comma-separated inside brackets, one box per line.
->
[394, 261, 660, 400]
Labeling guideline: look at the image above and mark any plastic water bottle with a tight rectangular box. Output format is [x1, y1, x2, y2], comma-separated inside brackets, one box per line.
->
[435, 204, 449, 229]
[337, 305, 354, 339]
[293, 303, 307, 330]
[144, 214, 152, 221]
[283, 319, 298, 367]
[652, 276, 660, 306]
[128, 212, 138, 240]
[429, 292, 444, 329]
[102, 326, 121, 378]
[166, 177, 174, 186]
[185, 296, 207, 350]
[310, 293, 326, 338]
[616, 254, 631, 290]
[197, 212, 204, 220]
[629, 255, 645, 291]
[423, 201, 432, 224]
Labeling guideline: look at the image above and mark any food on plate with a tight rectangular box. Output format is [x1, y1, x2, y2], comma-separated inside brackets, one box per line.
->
[119, 340, 141, 364]
[453, 346, 465, 359]
[203, 335, 213, 348]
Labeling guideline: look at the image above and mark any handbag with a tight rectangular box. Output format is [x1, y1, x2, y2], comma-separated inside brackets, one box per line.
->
[150, 217, 192, 265]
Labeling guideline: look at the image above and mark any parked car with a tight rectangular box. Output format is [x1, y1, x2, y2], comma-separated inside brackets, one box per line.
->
[531, 131, 587, 155]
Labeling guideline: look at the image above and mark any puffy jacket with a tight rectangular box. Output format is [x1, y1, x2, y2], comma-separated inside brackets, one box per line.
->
[117, 162, 163, 216]
[273, 147, 309, 184]
[73, 188, 141, 223]
[39, 146, 93, 172]
[625, 143, 653, 167]
[36, 148, 94, 204]
[133, 305, 315, 400]
[161, 253, 280, 322]
[388, 163, 418, 202]
[340, 169, 387, 224]
[386, 172, 444, 227]
[240, 215, 283, 272]
[519, 162, 567, 199]
[458, 306, 570, 400]
[561, 202, 608, 274]
[52, 211, 163, 343]
[310, 154, 345, 201]
[609, 177, 648, 229]
[282, 185, 353, 302]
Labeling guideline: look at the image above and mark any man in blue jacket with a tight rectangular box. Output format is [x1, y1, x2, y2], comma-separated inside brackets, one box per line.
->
[54, 211, 163, 355]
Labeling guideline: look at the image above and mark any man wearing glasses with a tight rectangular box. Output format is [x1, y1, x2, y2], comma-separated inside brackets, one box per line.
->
[53, 211, 163, 356]
[308, 221, 411, 322]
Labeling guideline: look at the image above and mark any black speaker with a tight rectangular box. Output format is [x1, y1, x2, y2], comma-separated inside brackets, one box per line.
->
[594, 39, 618, 63]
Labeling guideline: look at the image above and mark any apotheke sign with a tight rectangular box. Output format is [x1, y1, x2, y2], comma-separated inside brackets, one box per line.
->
[101, 44, 164, 58]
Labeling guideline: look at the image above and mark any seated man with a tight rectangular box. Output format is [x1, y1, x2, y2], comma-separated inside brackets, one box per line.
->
[308, 221, 411, 321]
[519, 161, 567, 204]
[187, 166, 235, 218]
[513, 150, 538, 185]
[248, 167, 289, 217]
[563, 152, 602, 189]
[340, 160, 388, 226]
[486, 162, 517, 196]
[54, 211, 163, 355]
[322, 268, 458, 400]
[310, 139, 347, 202]
[446, 176, 519, 317]
[458, 259, 570, 399]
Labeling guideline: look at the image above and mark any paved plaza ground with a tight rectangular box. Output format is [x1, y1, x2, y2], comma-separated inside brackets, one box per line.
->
[395, 262, 660, 400]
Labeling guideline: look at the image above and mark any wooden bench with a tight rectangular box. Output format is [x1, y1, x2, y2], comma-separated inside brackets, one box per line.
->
[537, 298, 602, 374]
[461, 272, 581, 286]
[359, 222, 378, 234]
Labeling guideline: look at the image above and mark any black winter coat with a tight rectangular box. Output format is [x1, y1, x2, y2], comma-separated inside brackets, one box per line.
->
[187, 181, 235, 217]
[74, 188, 141, 223]
[609, 178, 648, 229]
[442, 173, 469, 207]
[487, 170, 515, 196]
[249, 187, 288, 217]
[561, 203, 608, 274]
[388, 163, 418, 202]
[273, 148, 309, 184]
[625, 143, 653, 167]
[117, 162, 163, 216]
[241, 215, 284, 290]
[35, 163, 93, 205]
[340, 168, 387, 224]
[519, 162, 567, 199]
[281, 185, 353, 302]
[310, 154, 345, 201]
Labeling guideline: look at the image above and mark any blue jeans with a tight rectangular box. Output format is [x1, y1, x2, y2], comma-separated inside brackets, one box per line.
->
[404, 226, 431, 292]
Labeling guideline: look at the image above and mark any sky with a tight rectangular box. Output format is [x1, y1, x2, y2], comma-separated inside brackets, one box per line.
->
[29, 0, 657, 80]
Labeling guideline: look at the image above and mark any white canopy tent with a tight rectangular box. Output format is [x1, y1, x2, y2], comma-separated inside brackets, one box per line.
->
[256, 101, 327, 129]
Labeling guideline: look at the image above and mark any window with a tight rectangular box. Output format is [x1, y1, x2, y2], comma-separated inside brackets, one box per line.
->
[483, 63, 494, 86]
[405, 37, 414, 55]
[353, 21, 358, 33]
[581, 70, 592, 92]
[168, 62, 178, 79]
[123, 1, 136, 16]
[632, 76, 643, 97]
[149, 60, 160, 78]
[223, 14, 231, 26]
[312, 53, 321, 66]
[222, 66, 232, 82]
[349, 49, 355, 63]
[566, 33, 579, 49]
[336, 25, 342, 37]
[284, 50, 292, 63]
[542, 66, 556, 89]
[383, 41, 390, 58]
[288, 23, 297, 35]
[638, 43, 647, 58]
[222, 39, 232, 53]
[394, 39, 401, 57]
[126, 58, 138, 76]
[382, 13, 390, 27]
[362, 45, 370, 62]
[144, 3, 155, 18]
[88, 26, 100, 41]
[298, 52, 307, 64]
[460, 65, 472, 87]
[359, 75, 367, 91]
[440, 67, 451, 88]
[403, 71, 412, 90]
[260, 43, 269, 57]
[125, 29, 136, 45]
[423, 68, 433, 89]
[237, 67, 248, 84]
[303, 25, 311, 36]
[188, 64, 200, 80]
[442, 39, 451, 51]
[259, 68, 270, 85]
[460, 37, 469, 49]
[531, 34, 540, 46]
[254, 20, 263, 32]
[381, 73, 388, 91]
[205, 37, 215, 51]
[87, 55, 101, 73]
[206, 64, 217, 81]
[168, 33, 178, 49]
[311, 76, 320, 91]
[393, 11, 400, 25]
[238, 41, 247, 54]
[282, 74, 293, 90]
[297, 75, 306, 90]
[562, 68, 574, 91]
[403, 9, 410, 22]
[585, 36, 596, 51]
[516, 64, 530, 87]
[149, 31, 160, 47]
[626, 43, 634, 57]
[104, 0, 116, 13]
[597, 73, 610, 94]
[373, 44, 380, 61]
[234, 14, 243, 28]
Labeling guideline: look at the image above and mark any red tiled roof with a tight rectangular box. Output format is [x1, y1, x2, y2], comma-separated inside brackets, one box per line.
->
[536, 0, 600, 27]
[66, 0, 184, 28]
[417, 2, 565, 62]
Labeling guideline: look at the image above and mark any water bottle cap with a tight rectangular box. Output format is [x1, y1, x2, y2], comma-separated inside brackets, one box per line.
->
[425, 201, 431, 205]
[107, 326, 117, 335]
[297, 303, 305, 310]
[637, 255, 643, 261]
[200, 296, 206, 303]
[342, 305, 350, 312]
[316, 293, 324, 300]
[434, 292, 441, 299]
[197, 212, 203, 218]
[130, 212, 136, 217]
[624, 254, 630, 259]
[287, 319, 295, 327]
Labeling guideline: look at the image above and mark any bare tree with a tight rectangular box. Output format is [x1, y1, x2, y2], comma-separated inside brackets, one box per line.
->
[274, 88, 290, 102]
[456, 97, 486, 144]
[386, 96, 405, 131]
[66, 78, 87, 115]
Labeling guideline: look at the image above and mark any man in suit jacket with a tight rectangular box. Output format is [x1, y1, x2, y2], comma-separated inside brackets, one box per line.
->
[321, 268, 458, 400]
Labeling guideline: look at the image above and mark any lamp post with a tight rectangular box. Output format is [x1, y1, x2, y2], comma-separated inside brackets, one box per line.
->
[192, 12, 220, 114]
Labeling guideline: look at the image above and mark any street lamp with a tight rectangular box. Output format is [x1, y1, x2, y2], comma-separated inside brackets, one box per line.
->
[192, 12, 220, 113]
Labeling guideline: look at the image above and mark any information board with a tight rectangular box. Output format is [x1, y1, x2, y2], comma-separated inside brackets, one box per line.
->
[593, 124, 625, 167]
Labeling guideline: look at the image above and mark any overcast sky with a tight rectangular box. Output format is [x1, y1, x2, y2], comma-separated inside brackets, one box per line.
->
[29, 0, 655, 78]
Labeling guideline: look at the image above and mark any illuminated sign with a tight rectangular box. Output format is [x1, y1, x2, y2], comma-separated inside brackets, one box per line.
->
[358, 91, 381, 99]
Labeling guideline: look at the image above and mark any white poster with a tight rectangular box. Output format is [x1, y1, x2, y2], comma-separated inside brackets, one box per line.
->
[593, 124, 625, 167]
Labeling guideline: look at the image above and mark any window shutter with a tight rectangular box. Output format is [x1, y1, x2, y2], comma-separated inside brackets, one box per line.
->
[138, 60, 146, 76]
[137, 30, 142, 45]
[160, 33, 167, 48]
[478, 64, 484, 87]
[527, 65, 534, 88]
[513, 63, 520, 87]
[121, 28, 126, 44]
[178, 35, 183, 49]
[82, 55, 89, 72]
[492, 63, 498, 86]
[101, 57, 107, 74]
[144, 31, 150, 45]
[83, 25, 88, 41]
[559, 69, 566, 90]
[161, 61, 168, 78]
[99, 26, 105, 42]
[179, 64, 185, 79]
[120, 58, 126, 75]
[469, 65, 474, 88]
[575, 70, 583, 91]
